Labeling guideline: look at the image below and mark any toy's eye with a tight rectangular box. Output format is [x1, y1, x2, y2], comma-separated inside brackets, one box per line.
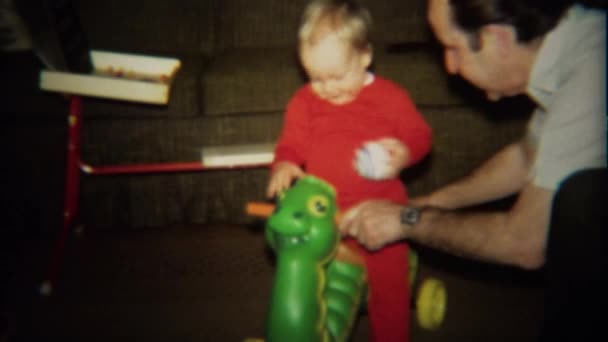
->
[307, 195, 329, 217]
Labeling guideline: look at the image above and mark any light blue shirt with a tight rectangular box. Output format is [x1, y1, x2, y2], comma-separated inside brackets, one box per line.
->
[527, 5, 606, 190]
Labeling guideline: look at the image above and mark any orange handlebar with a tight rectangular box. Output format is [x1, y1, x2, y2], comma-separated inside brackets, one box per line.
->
[246, 202, 276, 218]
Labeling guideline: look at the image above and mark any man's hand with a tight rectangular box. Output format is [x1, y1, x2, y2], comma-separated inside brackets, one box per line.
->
[339, 200, 408, 250]
[266, 161, 304, 198]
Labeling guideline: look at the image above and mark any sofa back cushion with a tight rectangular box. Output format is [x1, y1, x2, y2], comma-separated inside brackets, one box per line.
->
[215, 0, 307, 51]
[74, 0, 431, 55]
[215, 0, 430, 51]
[76, 0, 216, 56]
[364, 0, 431, 46]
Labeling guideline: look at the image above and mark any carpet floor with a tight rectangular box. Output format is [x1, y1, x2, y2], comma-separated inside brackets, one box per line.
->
[1, 224, 545, 341]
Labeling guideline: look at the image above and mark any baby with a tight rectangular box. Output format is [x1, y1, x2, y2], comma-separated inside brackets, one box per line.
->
[267, 0, 432, 340]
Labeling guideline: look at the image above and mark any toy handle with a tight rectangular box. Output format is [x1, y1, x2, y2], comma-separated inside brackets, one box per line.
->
[246, 202, 275, 218]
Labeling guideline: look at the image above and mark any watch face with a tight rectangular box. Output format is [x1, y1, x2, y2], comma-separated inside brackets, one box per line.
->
[401, 207, 420, 226]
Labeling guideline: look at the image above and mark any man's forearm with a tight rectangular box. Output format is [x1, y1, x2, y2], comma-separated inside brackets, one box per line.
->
[406, 183, 552, 269]
[407, 207, 514, 264]
[424, 140, 534, 209]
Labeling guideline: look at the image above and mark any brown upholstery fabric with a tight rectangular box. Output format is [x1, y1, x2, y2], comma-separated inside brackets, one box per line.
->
[3, 0, 531, 229]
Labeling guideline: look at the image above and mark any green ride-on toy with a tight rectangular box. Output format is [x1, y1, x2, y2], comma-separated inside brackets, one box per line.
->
[245, 176, 446, 341]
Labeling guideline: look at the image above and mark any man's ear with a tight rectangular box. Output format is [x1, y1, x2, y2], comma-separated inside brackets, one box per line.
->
[359, 46, 373, 69]
[481, 24, 518, 56]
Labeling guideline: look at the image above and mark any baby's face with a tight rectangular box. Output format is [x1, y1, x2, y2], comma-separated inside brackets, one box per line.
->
[300, 34, 371, 105]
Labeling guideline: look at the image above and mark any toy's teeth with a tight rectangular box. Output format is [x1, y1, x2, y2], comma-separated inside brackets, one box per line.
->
[275, 233, 308, 247]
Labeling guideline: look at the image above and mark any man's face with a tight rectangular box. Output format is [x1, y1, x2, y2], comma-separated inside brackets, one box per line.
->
[427, 0, 528, 101]
[300, 34, 371, 105]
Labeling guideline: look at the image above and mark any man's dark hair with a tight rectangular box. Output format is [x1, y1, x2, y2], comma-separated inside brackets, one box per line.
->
[448, 0, 575, 44]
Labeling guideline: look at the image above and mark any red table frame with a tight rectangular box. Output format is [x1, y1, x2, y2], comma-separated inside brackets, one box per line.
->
[41, 96, 270, 295]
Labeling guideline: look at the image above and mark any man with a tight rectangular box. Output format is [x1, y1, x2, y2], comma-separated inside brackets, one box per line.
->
[339, 0, 606, 339]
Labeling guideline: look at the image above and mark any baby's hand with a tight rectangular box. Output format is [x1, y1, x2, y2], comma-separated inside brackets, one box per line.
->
[266, 161, 305, 198]
[376, 137, 409, 178]
[355, 138, 409, 180]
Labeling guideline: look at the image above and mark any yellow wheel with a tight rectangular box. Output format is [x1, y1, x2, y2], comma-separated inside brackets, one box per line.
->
[416, 278, 447, 330]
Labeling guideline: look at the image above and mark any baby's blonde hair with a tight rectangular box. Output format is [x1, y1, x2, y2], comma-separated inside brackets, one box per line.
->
[299, 0, 372, 52]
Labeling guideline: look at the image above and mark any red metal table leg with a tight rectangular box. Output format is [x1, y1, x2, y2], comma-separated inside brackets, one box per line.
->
[36, 94, 271, 295]
[40, 96, 82, 296]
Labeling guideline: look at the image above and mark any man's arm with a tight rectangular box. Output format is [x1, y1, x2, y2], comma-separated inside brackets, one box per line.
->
[340, 139, 554, 269]
[340, 183, 552, 269]
[411, 183, 552, 269]
[417, 139, 534, 209]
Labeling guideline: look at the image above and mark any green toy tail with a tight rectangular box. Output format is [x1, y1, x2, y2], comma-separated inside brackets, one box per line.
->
[325, 260, 366, 341]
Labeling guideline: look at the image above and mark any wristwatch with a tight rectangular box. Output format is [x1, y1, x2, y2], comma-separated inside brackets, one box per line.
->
[400, 206, 421, 227]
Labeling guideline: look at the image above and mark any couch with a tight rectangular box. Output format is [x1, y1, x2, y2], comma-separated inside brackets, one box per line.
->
[2, 0, 532, 231]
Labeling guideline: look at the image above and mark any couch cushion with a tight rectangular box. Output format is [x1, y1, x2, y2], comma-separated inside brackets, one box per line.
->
[76, 0, 216, 56]
[404, 105, 530, 196]
[363, 0, 431, 44]
[215, 0, 430, 51]
[203, 46, 467, 116]
[81, 112, 283, 166]
[202, 47, 305, 115]
[375, 47, 467, 106]
[215, 0, 307, 51]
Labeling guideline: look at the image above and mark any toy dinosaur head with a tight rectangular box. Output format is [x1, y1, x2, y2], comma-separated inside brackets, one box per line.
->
[266, 176, 339, 260]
